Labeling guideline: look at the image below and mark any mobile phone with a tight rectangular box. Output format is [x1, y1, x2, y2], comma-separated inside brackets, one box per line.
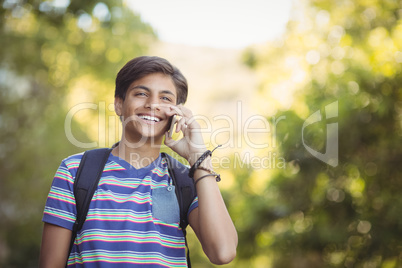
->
[168, 115, 177, 138]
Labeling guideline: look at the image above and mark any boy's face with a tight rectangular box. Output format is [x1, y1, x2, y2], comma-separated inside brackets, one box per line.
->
[115, 73, 177, 143]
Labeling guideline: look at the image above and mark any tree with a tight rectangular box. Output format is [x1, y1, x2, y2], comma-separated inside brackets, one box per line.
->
[0, 1, 155, 266]
[235, 0, 402, 267]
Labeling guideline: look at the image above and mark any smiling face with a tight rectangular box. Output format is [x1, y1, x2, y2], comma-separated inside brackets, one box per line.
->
[115, 73, 177, 145]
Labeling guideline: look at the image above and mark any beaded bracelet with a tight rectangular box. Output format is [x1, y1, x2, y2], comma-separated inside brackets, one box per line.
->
[197, 166, 214, 174]
[189, 145, 221, 178]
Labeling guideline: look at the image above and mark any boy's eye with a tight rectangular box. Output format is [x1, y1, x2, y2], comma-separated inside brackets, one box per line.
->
[135, 92, 147, 97]
[161, 96, 172, 102]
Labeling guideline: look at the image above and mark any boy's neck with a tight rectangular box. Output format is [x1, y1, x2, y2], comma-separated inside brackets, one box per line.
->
[112, 136, 162, 169]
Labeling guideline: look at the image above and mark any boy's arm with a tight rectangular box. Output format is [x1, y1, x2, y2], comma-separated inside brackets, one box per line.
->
[188, 158, 238, 265]
[39, 223, 72, 268]
[164, 104, 238, 264]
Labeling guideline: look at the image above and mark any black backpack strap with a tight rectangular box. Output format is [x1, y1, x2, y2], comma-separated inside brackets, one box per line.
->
[67, 148, 112, 264]
[162, 153, 196, 267]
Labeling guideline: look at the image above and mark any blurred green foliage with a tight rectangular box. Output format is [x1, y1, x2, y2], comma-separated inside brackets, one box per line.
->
[235, 0, 402, 267]
[0, 0, 154, 267]
[1, 0, 402, 267]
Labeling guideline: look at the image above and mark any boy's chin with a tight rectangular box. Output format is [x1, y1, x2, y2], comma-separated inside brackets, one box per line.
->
[125, 125, 168, 144]
[141, 130, 166, 141]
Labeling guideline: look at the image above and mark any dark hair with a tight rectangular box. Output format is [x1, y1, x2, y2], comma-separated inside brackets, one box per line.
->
[115, 56, 188, 104]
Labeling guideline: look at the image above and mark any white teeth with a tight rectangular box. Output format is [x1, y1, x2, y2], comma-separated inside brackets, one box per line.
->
[139, 115, 160, 122]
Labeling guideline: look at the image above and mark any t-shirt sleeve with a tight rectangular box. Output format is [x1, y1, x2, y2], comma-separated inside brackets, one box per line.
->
[187, 195, 199, 219]
[42, 160, 77, 230]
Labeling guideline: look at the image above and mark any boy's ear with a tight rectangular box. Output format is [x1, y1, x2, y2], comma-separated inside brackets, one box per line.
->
[114, 97, 123, 116]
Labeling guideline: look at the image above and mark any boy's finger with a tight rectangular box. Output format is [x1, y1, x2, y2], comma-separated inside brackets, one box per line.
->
[168, 105, 184, 117]
[176, 117, 187, 133]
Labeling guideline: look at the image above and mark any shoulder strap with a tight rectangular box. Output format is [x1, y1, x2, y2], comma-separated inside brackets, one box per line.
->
[161, 153, 196, 229]
[162, 152, 196, 268]
[67, 148, 112, 261]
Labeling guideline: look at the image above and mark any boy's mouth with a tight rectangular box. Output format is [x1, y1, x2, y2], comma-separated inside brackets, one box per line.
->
[137, 114, 162, 124]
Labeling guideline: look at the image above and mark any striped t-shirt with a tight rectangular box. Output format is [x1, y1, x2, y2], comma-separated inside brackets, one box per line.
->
[43, 152, 198, 267]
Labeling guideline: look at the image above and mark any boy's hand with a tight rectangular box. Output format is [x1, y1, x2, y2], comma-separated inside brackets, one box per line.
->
[163, 104, 207, 165]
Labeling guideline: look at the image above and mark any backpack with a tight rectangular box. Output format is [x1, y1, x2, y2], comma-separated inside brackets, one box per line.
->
[67, 148, 196, 267]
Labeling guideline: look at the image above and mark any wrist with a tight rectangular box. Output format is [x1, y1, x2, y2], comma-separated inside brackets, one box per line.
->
[198, 157, 213, 171]
[188, 150, 212, 178]
[188, 145, 222, 178]
[187, 151, 206, 166]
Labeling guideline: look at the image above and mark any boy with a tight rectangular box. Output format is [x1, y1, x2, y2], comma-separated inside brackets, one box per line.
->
[39, 56, 238, 267]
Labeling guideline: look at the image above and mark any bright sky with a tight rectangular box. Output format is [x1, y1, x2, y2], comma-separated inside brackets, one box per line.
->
[126, 0, 293, 48]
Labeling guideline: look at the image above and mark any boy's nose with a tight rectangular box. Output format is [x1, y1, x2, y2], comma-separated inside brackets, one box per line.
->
[145, 96, 161, 110]
[149, 103, 161, 111]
